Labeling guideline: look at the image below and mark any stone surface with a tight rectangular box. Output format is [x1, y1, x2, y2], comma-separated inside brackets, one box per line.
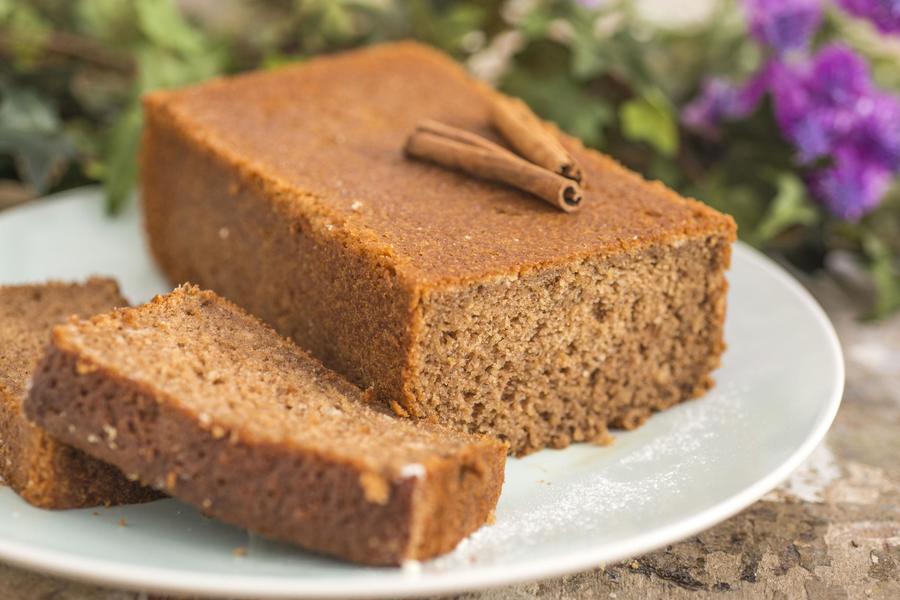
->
[0, 272, 898, 599]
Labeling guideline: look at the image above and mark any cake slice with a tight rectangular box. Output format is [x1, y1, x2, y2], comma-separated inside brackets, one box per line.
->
[25, 285, 506, 565]
[141, 41, 736, 456]
[0, 279, 160, 509]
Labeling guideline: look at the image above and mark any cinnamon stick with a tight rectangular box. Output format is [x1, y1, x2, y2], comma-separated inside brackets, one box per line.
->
[416, 119, 519, 158]
[405, 122, 583, 213]
[489, 95, 583, 184]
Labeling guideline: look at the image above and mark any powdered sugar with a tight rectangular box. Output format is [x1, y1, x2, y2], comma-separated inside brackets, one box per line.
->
[400, 463, 426, 479]
[427, 384, 749, 571]
[765, 444, 841, 503]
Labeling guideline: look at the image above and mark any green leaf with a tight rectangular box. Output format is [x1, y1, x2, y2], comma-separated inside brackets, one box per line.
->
[135, 0, 206, 55]
[501, 43, 613, 148]
[753, 174, 819, 244]
[319, 2, 355, 41]
[136, 45, 221, 92]
[75, 0, 139, 46]
[0, 85, 72, 192]
[0, 85, 59, 134]
[619, 89, 678, 156]
[566, 6, 608, 79]
[685, 168, 766, 238]
[0, 0, 13, 22]
[1, 2, 51, 69]
[0, 130, 72, 193]
[571, 41, 604, 80]
[404, 0, 486, 54]
[132, 0, 225, 94]
[862, 233, 900, 320]
[646, 155, 685, 189]
[102, 105, 141, 214]
[431, 4, 486, 53]
[518, 5, 553, 40]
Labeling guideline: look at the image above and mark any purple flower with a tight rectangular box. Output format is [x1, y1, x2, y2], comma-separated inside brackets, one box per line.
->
[763, 61, 830, 160]
[766, 61, 809, 131]
[809, 147, 893, 220]
[852, 92, 900, 170]
[734, 66, 773, 114]
[789, 114, 835, 161]
[765, 44, 900, 218]
[743, 0, 823, 52]
[769, 46, 880, 163]
[806, 44, 872, 108]
[681, 79, 740, 135]
[837, 0, 900, 34]
[681, 70, 772, 135]
[682, 35, 899, 220]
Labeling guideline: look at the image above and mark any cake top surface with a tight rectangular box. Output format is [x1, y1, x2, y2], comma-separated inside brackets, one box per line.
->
[52, 285, 498, 475]
[0, 278, 125, 401]
[146, 42, 735, 285]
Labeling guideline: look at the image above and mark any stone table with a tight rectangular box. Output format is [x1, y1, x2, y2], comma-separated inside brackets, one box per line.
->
[1, 275, 898, 600]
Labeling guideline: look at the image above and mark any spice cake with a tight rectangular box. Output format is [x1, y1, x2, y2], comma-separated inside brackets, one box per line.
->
[0, 279, 159, 509]
[25, 285, 506, 565]
[141, 42, 737, 456]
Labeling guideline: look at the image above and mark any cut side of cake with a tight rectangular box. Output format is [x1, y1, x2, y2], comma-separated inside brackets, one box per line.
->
[0, 279, 161, 509]
[141, 41, 736, 456]
[25, 285, 506, 566]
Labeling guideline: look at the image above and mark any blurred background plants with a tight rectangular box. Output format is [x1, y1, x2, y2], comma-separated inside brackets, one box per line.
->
[1, 0, 898, 317]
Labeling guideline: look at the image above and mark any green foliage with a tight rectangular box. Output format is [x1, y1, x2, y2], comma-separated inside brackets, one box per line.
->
[405, 0, 490, 54]
[753, 174, 819, 246]
[101, 105, 141, 214]
[98, 0, 224, 210]
[0, 0, 898, 317]
[74, 0, 140, 46]
[0, 84, 72, 192]
[135, 0, 207, 56]
[859, 191, 900, 318]
[619, 90, 678, 157]
[501, 42, 612, 147]
[865, 234, 900, 319]
[0, 1, 51, 69]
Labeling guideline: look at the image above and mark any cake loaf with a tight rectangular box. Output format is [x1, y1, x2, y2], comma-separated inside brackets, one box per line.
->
[141, 42, 737, 456]
[0, 279, 160, 509]
[25, 285, 506, 565]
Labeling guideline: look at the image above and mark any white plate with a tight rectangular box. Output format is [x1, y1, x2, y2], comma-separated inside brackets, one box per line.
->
[0, 188, 843, 598]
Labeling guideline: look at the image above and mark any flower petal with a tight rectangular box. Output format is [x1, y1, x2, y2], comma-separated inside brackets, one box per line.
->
[743, 0, 822, 52]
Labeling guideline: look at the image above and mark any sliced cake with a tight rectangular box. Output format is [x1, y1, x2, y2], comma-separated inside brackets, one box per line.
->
[25, 285, 506, 565]
[0, 279, 160, 508]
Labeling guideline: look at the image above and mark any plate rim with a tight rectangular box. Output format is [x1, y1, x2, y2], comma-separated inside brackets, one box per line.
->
[0, 192, 845, 598]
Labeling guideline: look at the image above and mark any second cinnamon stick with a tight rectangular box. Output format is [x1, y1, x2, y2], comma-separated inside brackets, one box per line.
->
[489, 95, 584, 184]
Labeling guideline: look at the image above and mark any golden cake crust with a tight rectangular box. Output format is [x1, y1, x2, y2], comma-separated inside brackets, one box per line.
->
[143, 41, 735, 288]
